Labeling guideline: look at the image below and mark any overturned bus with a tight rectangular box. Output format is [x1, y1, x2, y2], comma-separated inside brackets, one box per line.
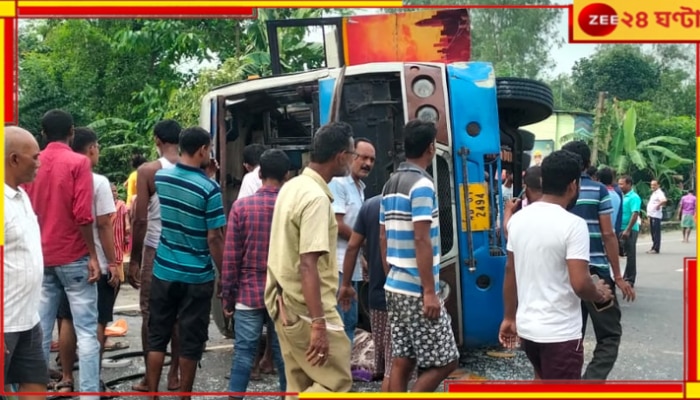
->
[199, 9, 550, 350]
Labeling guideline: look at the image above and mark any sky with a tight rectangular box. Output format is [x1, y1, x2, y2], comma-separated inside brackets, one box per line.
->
[550, 9, 597, 75]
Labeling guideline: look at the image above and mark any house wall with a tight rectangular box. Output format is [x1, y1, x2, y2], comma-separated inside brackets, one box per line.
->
[520, 111, 594, 167]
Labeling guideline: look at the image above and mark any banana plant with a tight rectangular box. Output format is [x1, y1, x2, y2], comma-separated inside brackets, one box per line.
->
[604, 103, 692, 175]
[561, 100, 692, 176]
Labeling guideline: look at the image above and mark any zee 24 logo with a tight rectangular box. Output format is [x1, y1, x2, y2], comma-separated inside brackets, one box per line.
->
[578, 3, 651, 36]
[578, 2, 700, 36]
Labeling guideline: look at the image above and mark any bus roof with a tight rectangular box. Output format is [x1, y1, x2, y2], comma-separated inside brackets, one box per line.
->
[202, 61, 444, 102]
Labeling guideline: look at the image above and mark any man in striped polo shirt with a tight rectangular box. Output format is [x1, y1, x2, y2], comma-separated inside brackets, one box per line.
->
[380, 120, 459, 392]
[145, 127, 226, 398]
[561, 141, 635, 380]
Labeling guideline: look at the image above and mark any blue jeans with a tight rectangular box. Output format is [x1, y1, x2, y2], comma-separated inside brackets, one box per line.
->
[228, 309, 286, 396]
[39, 256, 100, 397]
[337, 273, 358, 346]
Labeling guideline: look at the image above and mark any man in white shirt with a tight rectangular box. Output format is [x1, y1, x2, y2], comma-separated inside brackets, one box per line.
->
[330, 137, 376, 345]
[499, 150, 612, 380]
[55, 127, 120, 393]
[237, 143, 267, 200]
[646, 179, 667, 254]
[502, 170, 514, 201]
[502, 166, 542, 239]
[4, 125, 48, 399]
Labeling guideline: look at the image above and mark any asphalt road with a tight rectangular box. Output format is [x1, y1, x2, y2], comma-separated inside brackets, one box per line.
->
[54, 230, 692, 398]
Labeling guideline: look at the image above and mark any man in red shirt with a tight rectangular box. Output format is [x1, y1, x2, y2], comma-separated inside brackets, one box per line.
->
[24, 109, 102, 395]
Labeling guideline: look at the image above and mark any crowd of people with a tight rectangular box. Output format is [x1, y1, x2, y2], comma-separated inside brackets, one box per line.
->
[3, 112, 458, 399]
[5, 112, 132, 400]
[4, 108, 694, 400]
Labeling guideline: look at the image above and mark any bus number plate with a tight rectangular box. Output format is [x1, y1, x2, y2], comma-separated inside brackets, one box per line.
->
[460, 183, 490, 232]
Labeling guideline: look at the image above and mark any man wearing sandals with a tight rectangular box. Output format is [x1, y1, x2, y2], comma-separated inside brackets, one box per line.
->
[145, 127, 226, 399]
[51, 127, 121, 395]
[127, 120, 183, 392]
[4, 126, 48, 400]
[24, 110, 102, 399]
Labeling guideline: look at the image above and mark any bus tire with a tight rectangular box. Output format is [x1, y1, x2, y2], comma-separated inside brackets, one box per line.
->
[496, 78, 554, 127]
[500, 127, 515, 148]
[519, 129, 536, 151]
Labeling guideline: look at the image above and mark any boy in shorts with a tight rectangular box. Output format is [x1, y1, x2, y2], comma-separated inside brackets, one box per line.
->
[145, 127, 226, 398]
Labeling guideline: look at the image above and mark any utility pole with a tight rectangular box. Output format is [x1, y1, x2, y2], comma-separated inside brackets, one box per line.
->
[591, 91, 606, 166]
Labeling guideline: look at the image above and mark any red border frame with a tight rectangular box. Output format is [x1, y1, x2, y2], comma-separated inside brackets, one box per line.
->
[2, 3, 699, 399]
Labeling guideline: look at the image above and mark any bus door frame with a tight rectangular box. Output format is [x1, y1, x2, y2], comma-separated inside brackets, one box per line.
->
[266, 17, 346, 76]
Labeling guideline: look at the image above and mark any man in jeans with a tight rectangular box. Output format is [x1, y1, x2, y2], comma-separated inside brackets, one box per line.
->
[235, 143, 273, 379]
[23, 110, 102, 397]
[54, 127, 121, 394]
[561, 141, 635, 380]
[222, 149, 289, 399]
[145, 127, 226, 398]
[329, 137, 376, 345]
[618, 176, 642, 287]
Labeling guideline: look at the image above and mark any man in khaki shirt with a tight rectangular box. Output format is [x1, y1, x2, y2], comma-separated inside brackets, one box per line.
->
[265, 122, 355, 395]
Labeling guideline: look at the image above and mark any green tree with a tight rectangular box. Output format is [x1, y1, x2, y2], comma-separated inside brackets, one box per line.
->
[165, 57, 254, 128]
[631, 101, 697, 188]
[569, 45, 662, 111]
[18, 19, 111, 136]
[88, 117, 153, 186]
[18, 12, 336, 185]
[648, 44, 697, 117]
[548, 73, 579, 110]
[561, 99, 693, 204]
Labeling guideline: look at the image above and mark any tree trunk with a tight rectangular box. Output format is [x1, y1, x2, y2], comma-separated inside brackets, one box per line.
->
[591, 91, 606, 166]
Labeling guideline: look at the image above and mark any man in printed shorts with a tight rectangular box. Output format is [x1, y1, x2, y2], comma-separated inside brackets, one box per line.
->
[380, 120, 459, 392]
